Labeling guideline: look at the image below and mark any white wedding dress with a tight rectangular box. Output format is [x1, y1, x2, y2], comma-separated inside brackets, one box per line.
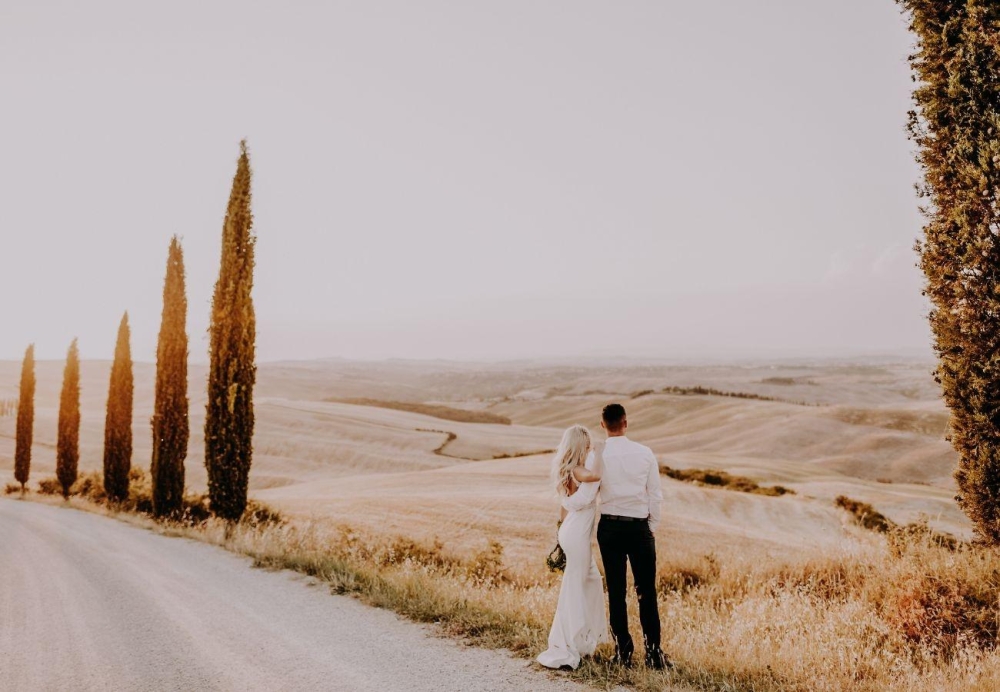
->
[537, 453, 608, 669]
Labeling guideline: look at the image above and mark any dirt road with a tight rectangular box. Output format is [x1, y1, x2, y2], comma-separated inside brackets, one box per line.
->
[0, 499, 584, 692]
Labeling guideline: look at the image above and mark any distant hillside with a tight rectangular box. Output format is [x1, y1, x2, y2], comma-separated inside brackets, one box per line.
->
[326, 398, 512, 425]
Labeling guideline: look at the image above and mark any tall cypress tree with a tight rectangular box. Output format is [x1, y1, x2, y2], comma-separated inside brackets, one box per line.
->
[205, 140, 257, 521]
[57, 339, 81, 499]
[103, 313, 134, 502]
[14, 344, 35, 495]
[152, 236, 189, 517]
[899, 1, 1000, 541]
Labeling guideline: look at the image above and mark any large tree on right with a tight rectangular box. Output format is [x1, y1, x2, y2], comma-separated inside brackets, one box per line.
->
[900, 1, 1000, 542]
[205, 141, 257, 521]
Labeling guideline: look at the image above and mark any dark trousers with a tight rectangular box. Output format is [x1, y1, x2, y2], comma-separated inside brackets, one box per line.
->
[596, 516, 661, 657]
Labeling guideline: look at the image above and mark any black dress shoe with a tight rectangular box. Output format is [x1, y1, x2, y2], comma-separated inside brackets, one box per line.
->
[645, 648, 672, 670]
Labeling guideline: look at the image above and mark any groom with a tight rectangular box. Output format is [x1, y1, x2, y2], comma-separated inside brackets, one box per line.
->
[595, 403, 668, 669]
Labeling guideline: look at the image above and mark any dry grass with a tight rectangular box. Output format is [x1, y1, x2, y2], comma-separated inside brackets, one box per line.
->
[328, 398, 512, 425]
[26, 493, 1000, 692]
[1, 359, 985, 689]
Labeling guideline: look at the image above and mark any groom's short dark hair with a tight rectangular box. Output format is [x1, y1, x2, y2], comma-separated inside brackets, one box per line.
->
[602, 403, 626, 431]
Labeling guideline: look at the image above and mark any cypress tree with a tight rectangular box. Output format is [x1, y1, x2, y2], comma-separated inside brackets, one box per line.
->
[57, 339, 81, 499]
[899, 1, 1000, 541]
[103, 313, 134, 502]
[205, 140, 257, 521]
[14, 344, 35, 495]
[152, 236, 189, 517]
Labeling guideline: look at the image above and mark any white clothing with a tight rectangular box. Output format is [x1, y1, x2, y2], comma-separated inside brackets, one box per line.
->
[563, 435, 662, 532]
[537, 453, 608, 669]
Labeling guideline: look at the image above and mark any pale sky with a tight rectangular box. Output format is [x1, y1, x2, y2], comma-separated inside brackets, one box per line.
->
[0, 0, 929, 363]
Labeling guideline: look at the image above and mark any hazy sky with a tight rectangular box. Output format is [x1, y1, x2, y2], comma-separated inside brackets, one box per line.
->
[0, 1, 928, 363]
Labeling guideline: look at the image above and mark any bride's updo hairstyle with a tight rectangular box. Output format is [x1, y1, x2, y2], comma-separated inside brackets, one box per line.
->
[552, 425, 591, 497]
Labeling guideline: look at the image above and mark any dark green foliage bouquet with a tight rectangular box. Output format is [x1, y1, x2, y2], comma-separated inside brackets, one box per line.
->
[546, 543, 566, 572]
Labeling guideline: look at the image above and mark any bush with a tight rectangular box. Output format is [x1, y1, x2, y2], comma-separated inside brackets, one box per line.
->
[492, 449, 555, 460]
[243, 500, 285, 528]
[835, 495, 895, 533]
[71, 471, 107, 502]
[890, 519, 960, 554]
[888, 570, 1000, 657]
[4, 483, 22, 495]
[37, 477, 63, 495]
[661, 465, 794, 496]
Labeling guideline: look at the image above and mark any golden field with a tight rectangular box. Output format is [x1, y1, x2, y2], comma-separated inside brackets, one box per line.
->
[7, 357, 999, 691]
[0, 357, 963, 553]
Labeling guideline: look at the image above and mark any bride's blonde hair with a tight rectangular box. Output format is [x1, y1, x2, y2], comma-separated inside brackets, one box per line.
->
[552, 425, 591, 497]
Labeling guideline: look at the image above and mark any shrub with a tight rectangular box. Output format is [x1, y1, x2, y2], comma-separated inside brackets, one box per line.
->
[71, 471, 107, 503]
[888, 570, 1000, 657]
[242, 500, 285, 528]
[661, 385, 815, 406]
[492, 449, 555, 459]
[890, 519, 960, 554]
[661, 465, 794, 496]
[37, 477, 62, 495]
[835, 495, 895, 533]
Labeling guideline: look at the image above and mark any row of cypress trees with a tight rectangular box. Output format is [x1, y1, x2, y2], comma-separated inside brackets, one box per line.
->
[11, 141, 256, 521]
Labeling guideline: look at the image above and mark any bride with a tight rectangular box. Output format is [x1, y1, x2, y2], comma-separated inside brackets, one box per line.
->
[537, 425, 608, 670]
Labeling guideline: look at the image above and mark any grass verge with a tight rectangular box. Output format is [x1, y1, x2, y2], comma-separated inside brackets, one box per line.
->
[13, 477, 1000, 692]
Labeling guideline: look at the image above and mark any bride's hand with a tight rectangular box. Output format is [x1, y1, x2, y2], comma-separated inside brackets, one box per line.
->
[570, 441, 604, 482]
[593, 440, 606, 474]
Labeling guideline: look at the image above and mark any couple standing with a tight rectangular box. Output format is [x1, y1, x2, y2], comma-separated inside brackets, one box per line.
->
[537, 403, 669, 671]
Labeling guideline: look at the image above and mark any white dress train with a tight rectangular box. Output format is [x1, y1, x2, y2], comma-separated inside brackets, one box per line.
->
[537, 456, 608, 669]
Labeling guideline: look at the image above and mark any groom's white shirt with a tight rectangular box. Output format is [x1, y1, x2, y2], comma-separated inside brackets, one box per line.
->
[561, 436, 663, 532]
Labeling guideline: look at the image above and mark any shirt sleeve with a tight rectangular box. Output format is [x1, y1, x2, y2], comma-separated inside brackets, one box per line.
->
[646, 451, 663, 532]
[561, 451, 599, 512]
